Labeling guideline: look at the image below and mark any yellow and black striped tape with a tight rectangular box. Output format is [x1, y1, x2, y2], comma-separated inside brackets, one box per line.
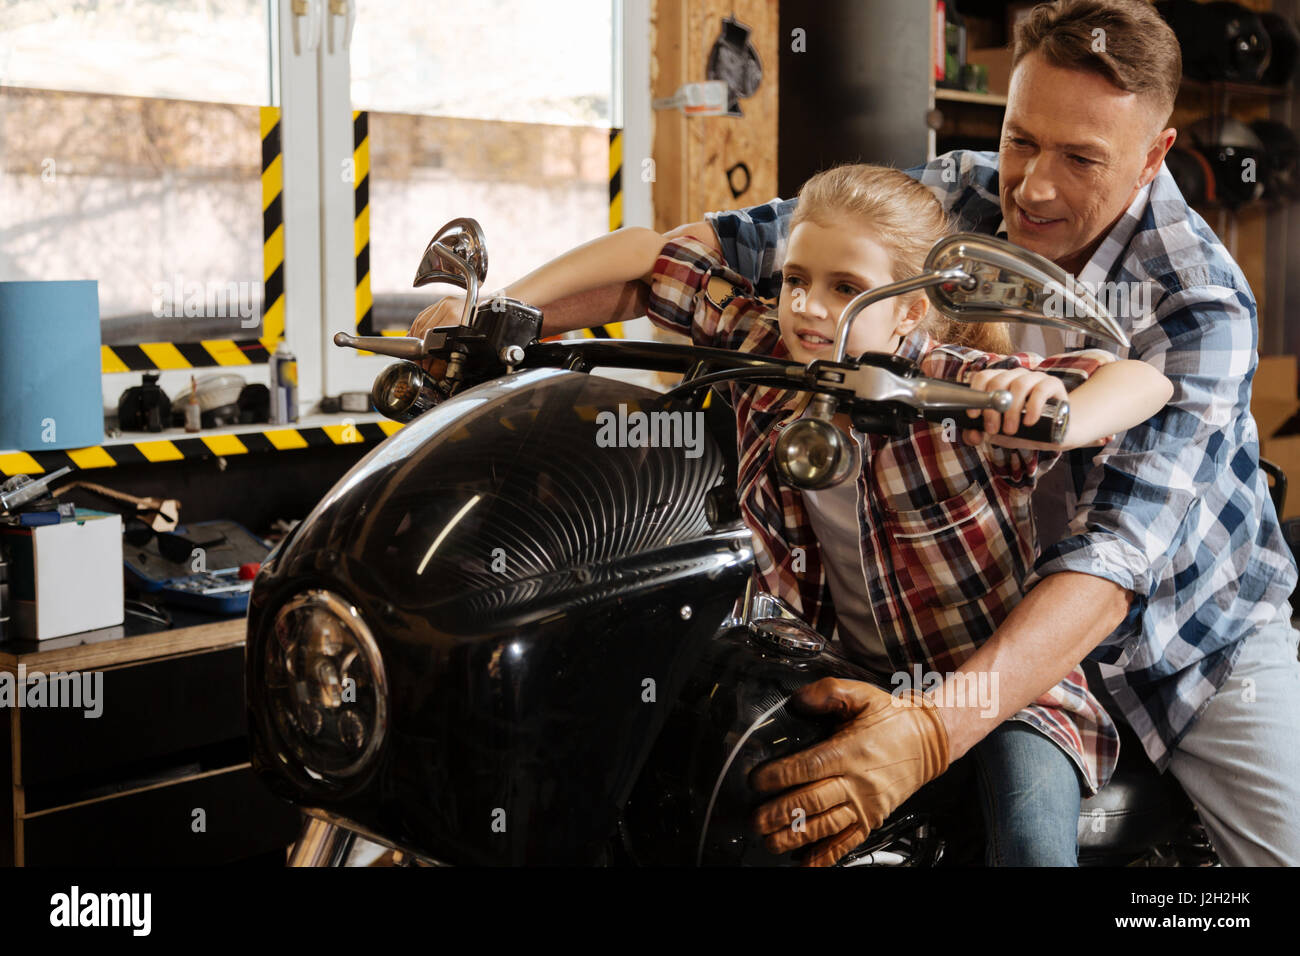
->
[580, 127, 625, 341]
[99, 107, 286, 373]
[259, 105, 287, 352]
[0, 421, 403, 478]
[353, 110, 374, 337]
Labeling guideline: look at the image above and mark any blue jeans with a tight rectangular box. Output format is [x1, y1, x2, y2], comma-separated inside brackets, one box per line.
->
[970, 721, 1083, 866]
[904, 719, 1083, 866]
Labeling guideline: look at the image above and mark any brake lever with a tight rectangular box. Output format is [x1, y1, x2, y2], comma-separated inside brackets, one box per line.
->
[811, 358, 1068, 444]
[333, 328, 452, 361]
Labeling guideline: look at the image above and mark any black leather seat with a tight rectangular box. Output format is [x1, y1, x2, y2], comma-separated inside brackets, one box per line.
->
[1076, 717, 1197, 859]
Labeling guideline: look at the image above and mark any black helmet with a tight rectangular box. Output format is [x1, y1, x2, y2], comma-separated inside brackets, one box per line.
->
[1165, 146, 1213, 206]
[1187, 117, 1266, 207]
[1259, 12, 1300, 86]
[1157, 0, 1272, 83]
[1250, 119, 1300, 201]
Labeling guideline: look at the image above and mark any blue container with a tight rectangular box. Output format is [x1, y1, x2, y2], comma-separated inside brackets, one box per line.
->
[0, 280, 104, 451]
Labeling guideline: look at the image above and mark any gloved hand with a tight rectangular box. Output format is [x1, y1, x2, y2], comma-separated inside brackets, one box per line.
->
[750, 678, 950, 866]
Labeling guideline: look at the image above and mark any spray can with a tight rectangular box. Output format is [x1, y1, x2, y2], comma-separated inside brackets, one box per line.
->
[270, 341, 298, 423]
[184, 375, 202, 432]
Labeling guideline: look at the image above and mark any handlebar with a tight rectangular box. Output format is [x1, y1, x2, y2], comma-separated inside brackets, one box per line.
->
[334, 298, 1070, 445]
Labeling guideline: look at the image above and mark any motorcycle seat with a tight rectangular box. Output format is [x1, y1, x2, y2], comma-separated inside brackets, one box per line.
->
[1076, 719, 1197, 857]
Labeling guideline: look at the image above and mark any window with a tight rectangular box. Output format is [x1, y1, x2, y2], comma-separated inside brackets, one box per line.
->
[326, 0, 623, 395]
[0, 1, 277, 384]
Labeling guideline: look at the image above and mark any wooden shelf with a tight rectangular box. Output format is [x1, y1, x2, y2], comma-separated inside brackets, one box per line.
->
[934, 88, 1007, 107]
[0, 615, 246, 672]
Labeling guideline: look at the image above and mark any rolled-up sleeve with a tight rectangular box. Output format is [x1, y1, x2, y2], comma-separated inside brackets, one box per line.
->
[704, 198, 796, 300]
[1024, 285, 1256, 620]
[646, 237, 759, 350]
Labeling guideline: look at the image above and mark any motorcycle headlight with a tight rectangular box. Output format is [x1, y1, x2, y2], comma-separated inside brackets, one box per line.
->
[264, 589, 388, 782]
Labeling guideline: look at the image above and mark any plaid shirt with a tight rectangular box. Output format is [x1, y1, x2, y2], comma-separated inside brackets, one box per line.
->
[646, 236, 1119, 792]
[705, 150, 1299, 770]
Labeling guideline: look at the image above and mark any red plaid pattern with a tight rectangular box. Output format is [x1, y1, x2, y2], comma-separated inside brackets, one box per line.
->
[647, 237, 1120, 792]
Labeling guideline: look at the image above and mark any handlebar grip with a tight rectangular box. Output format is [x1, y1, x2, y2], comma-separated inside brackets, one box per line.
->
[922, 397, 1069, 444]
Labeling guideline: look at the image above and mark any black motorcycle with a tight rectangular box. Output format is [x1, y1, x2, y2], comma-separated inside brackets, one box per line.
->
[245, 218, 1216, 866]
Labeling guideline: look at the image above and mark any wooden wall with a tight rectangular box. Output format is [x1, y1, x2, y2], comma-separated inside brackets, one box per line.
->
[650, 0, 779, 231]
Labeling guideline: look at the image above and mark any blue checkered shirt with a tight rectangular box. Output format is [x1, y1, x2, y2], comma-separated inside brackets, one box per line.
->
[705, 150, 1299, 769]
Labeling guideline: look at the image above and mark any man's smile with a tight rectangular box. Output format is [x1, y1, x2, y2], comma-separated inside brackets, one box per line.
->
[1012, 199, 1067, 232]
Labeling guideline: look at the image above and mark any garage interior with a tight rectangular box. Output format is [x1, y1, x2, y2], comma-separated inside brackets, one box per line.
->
[1, 0, 1298, 870]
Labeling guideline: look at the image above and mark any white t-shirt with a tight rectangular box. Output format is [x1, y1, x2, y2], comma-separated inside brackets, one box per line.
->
[801, 428, 893, 676]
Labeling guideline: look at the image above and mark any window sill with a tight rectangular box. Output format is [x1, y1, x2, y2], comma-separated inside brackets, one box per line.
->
[0, 412, 402, 477]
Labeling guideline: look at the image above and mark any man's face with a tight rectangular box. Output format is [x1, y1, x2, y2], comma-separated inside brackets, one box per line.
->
[777, 217, 920, 364]
[999, 51, 1172, 274]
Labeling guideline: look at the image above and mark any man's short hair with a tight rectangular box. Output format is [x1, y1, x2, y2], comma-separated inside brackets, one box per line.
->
[1013, 0, 1182, 132]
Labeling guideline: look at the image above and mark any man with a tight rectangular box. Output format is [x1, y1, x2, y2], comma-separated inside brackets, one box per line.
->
[688, 0, 1300, 866]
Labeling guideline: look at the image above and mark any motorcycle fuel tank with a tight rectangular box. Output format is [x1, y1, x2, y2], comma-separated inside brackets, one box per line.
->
[620, 625, 881, 866]
[246, 367, 754, 864]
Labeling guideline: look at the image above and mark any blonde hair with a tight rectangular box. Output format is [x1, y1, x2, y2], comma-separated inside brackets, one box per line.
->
[789, 163, 1011, 355]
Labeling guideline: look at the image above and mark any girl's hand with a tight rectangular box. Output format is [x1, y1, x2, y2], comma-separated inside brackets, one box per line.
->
[963, 367, 1068, 448]
[408, 294, 470, 373]
[410, 294, 469, 337]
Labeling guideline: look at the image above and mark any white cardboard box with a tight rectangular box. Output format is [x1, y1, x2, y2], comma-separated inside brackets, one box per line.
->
[1, 511, 124, 640]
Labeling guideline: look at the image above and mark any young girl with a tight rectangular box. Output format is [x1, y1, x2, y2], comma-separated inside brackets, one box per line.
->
[409, 164, 1172, 865]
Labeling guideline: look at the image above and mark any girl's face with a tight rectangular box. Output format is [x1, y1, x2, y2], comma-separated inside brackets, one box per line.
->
[777, 216, 925, 364]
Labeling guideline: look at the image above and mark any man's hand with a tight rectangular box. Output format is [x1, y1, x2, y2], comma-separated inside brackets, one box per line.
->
[749, 679, 950, 867]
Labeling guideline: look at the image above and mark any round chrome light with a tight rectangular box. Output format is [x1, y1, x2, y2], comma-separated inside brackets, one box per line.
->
[264, 589, 388, 781]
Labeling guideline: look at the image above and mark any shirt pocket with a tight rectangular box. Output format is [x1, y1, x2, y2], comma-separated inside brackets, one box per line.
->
[880, 477, 1019, 609]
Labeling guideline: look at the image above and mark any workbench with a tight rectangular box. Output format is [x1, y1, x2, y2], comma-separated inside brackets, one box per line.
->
[0, 606, 301, 866]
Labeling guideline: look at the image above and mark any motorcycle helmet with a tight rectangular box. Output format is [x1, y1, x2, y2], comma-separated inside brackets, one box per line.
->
[1259, 12, 1300, 86]
[1157, 0, 1272, 83]
[1249, 119, 1300, 201]
[116, 372, 171, 433]
[1187, 116, 1266, 207]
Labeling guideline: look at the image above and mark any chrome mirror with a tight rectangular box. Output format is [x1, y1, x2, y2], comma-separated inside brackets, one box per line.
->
[923, 233, 1129, 348]
[413, 217, 489, 326]
[414, 217, 488, 289]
